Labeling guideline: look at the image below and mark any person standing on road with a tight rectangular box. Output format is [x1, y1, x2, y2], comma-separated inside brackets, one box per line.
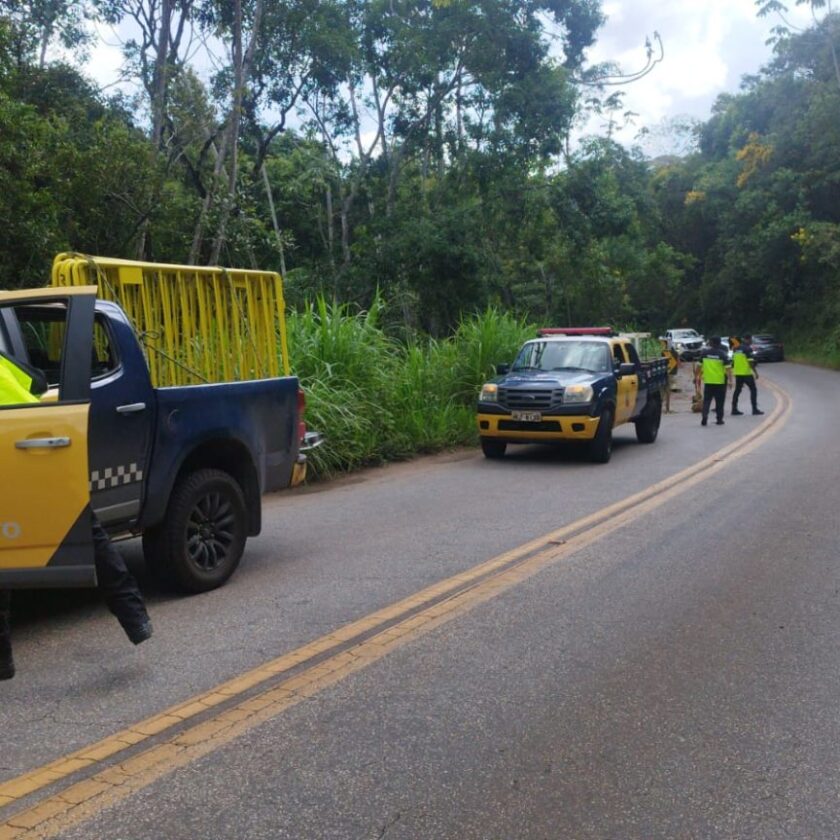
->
[695, 336, 733, 427]
[731, 334, 764, 417]
[0, 352, 152, 681]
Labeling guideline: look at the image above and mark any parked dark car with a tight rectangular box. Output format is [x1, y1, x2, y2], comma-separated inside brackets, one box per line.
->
[751, 334, 785, 362]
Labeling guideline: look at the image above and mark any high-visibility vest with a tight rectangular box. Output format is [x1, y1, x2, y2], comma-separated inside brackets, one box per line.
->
[700, 351, 728, 385]
[732, 349, 754, 377]
[0, 355, 39, 406]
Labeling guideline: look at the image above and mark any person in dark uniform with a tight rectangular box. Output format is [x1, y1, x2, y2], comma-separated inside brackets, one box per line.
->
[731, 334, 764, 416]
[0, 352, 152, 681]
[694, 336, 733, 426]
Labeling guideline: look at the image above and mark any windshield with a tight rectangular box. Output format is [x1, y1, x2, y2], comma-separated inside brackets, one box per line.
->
[753, 334, 776, 342]
[672, 330, 699, 339]
[512, 340, 611, 373]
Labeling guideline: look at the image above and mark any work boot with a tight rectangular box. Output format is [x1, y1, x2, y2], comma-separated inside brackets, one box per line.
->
[752, 408, 764, 415]
[732, 408, 744, 416]
[125, 620, 153, 646]
[0, 638, 14, 681]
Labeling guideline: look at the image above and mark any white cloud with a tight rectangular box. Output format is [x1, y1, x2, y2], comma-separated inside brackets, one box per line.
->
[580, 0, 815, 150]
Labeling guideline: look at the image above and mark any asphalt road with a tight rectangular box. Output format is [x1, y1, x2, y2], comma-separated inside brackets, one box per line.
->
[3, 362, 840, 838]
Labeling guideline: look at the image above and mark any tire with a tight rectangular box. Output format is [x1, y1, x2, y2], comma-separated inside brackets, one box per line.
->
[588, 407, 614, 464]
[143, 468, 247, 594]
[481, 438, 507, 459]
[635, 394, 662, 444]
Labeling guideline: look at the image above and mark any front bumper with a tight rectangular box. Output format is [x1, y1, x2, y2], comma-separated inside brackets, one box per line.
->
[476, 412, 602, 442]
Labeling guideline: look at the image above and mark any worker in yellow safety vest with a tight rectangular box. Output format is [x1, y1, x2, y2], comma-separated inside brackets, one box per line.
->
[0, 350, 45, 405]
[731, 334, 764, 416]
[0, 351, 47, 678]
[0, 352, 152, 681]
[694, 336, 733, 427]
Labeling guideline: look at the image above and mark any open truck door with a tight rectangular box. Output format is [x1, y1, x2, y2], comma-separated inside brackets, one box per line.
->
[0, 287, 97, 588]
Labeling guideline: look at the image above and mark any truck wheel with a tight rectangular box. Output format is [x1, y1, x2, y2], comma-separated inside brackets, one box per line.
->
[588, 408, 613, 464]
[481, 438, 507, 459]
[635, 394, 662, 444]
[143, 468, 247, 594]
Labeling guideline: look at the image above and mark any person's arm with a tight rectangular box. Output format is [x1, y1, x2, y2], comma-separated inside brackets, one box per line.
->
[748, 347, 759, 379]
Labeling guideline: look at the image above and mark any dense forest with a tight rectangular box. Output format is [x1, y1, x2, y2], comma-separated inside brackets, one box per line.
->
[1, 0, 839, 351]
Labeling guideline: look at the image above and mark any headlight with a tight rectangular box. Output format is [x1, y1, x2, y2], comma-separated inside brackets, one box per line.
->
[674, 342, 684, 349]
[563, 384, 593, 404]
[480, 383, 498, 402]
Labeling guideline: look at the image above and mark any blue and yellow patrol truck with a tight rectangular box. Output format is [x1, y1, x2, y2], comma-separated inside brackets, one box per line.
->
[476, 327, 669, 463]
[0, 256, 321, 595]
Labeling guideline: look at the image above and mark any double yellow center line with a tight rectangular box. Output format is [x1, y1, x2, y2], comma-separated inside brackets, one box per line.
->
[0, 382, 791, 839]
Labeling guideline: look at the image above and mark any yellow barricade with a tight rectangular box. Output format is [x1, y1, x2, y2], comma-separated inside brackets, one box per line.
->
[51, 254, 291, 388]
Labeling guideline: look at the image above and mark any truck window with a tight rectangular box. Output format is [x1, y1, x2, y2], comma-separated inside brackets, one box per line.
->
[514, 341, 610, 373]
[16, 306, 65, 385]
[12, 306, 117, 384]
[91, 318, 119, 379]
[0, 303, 64, 404]
[612, 344, 627, 366]
[623, 343, 641, 366]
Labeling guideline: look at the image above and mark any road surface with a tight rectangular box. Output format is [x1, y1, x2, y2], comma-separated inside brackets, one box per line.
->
[1, 362, 838, 838]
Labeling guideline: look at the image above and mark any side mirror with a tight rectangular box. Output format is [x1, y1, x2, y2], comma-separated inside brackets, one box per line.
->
[618, 362, 636, 377]
[495, 363, 510, 375]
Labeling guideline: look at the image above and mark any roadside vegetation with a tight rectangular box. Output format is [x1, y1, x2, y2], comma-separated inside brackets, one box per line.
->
[288, 302, 531, 476]
[2, 3, 840, 438]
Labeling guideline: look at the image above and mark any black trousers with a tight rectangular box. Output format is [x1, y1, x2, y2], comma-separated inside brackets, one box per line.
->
[732, 375, 758, 412]
[0, 589, 10, 664]
[0, 520, 148, 660]
[702, 383, 727, 422]
[92, 519, 149, 634]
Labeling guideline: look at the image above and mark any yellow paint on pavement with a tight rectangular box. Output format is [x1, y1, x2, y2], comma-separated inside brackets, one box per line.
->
[0, 382, 791, 838]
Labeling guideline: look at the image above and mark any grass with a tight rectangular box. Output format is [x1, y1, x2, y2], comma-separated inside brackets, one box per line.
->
[783, 334, 840, 370]
[287, 298, 532, 478]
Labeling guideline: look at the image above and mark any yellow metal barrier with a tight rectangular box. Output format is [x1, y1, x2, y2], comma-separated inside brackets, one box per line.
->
[51, 254, 291, 388]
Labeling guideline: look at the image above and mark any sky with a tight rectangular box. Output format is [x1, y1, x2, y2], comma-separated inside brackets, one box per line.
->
[585, 0, 815, 152]
[83, 0, 817, 156]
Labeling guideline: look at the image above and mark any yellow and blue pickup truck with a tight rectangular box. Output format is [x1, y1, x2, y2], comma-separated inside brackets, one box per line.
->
[0, 256, 321, 594]
[476, 327, 668, 464]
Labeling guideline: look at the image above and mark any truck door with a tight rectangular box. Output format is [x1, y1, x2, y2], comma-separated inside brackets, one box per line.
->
[612, 343, 637, 424]
[0, 289, 97, 588]
[624, 342, 647, 418]
[86, 313, 154, 529]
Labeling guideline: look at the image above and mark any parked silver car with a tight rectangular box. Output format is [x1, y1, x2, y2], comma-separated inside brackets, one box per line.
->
[664, 328, 705, 361]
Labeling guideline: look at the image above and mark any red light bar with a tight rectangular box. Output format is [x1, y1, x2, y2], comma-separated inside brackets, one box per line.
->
[537, 327, 615, 337]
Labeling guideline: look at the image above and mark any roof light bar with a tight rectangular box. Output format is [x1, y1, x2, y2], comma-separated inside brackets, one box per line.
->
[537, 327, 616, 337]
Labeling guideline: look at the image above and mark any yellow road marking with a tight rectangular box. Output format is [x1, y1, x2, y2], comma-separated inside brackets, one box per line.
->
[0, 382, 791, 838]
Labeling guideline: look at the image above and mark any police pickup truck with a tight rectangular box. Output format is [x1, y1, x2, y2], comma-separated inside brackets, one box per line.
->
[476, 327, 668, 463]
[0, 286, 318, 593]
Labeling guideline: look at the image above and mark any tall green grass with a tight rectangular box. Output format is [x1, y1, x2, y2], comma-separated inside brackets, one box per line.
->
[287, 299, 532, 478]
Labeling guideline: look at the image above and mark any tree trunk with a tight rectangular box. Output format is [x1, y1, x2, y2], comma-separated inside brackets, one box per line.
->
[261, 163, 287, 277]
[325, 183, 335, 270]
[208, 0, 265, 265]
[150, 0, 173, 151]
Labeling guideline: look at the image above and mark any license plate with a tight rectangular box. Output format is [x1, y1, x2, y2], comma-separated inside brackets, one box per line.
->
[511, 410, 542, 422]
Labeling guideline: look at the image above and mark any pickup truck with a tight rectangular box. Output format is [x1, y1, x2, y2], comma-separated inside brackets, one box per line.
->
[663, 328, 704, 361]
[476, 327, 668, 463]
[0, 286, 317, 593]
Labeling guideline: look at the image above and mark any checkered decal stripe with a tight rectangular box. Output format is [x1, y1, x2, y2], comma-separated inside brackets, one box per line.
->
[90, 463, 144, 492]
